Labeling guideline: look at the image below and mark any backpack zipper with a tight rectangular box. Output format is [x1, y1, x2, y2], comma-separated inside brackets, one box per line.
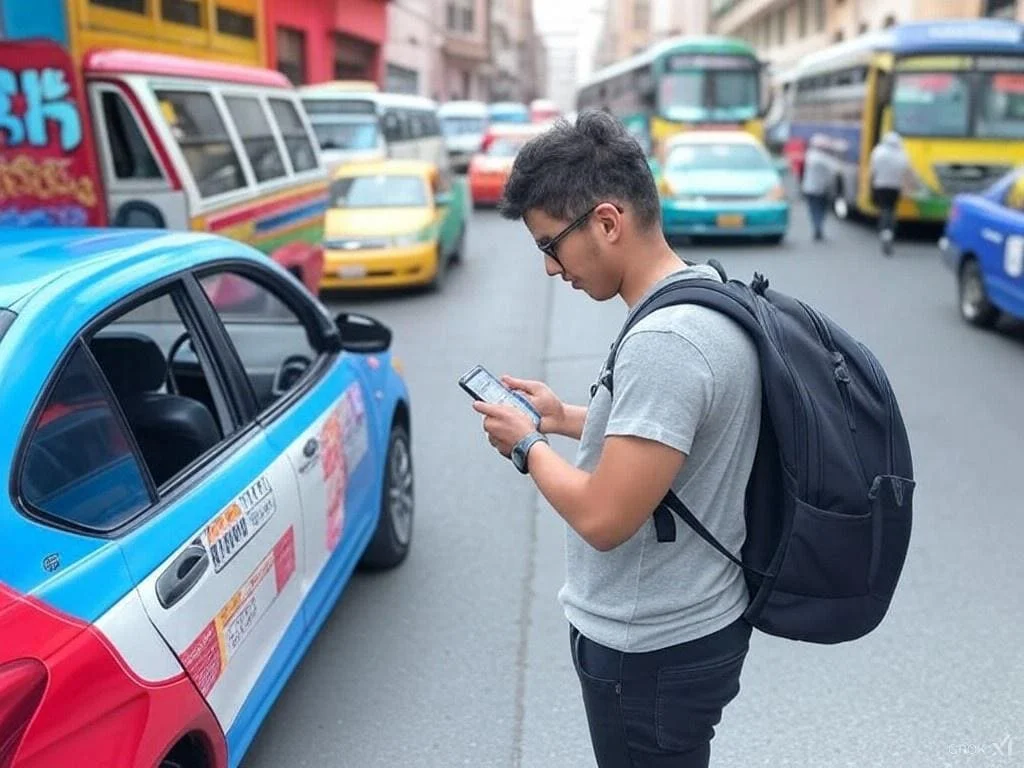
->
[798, 301, 858, 434]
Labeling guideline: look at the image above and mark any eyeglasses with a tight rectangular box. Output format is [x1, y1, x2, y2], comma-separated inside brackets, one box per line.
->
[537, 204, 599, 265]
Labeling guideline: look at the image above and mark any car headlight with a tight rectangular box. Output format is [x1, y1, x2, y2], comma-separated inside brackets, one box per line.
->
[763, 184, 786, 201]
[391, 229, 430, 247]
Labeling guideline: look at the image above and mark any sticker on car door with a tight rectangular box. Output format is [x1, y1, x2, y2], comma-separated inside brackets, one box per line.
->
[203, 475, 276, 572]
[181, 526, 297, 696]
[1004, 235, 1024, 278]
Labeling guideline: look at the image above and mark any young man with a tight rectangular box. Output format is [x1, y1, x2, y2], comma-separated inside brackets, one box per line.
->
[801, 134, 832, 242]
[869, 131, 911, 256]
[472, 111, 761, 767]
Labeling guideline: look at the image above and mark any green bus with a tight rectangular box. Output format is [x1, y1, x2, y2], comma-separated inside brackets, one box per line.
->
[576, 36, 769, 163]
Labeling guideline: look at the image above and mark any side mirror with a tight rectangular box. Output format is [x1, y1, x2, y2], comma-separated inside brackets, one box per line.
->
[335, 312, 392, 353]
[435, 191, 453, 207]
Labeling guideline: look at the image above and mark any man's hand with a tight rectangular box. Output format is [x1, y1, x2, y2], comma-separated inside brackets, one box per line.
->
[500, 375, 565, 434]
[474, 401, 537, 458]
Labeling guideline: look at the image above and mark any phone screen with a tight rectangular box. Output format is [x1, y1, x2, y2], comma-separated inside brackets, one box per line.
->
[461, 366, 541, 425]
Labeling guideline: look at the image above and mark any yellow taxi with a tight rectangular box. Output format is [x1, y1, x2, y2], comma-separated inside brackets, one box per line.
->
[322, 160, 469, 290]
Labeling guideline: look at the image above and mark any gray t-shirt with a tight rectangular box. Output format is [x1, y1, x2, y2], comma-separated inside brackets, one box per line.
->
[558, 265, 762, 652]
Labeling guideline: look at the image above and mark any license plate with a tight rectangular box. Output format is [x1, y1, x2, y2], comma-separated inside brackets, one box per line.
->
[338, 264, 367, 278]
[717, 214, 745, 228]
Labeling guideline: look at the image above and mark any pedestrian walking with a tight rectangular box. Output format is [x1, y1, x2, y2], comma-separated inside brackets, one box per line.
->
[869, 131, 911, 256]
[801, 133, 832, 241]
[470, 110, 761, 768]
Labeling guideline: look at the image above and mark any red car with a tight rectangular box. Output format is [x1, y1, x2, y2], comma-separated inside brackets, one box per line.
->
[468, 124, 550, 207]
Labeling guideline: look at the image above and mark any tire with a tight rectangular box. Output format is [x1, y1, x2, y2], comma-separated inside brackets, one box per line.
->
[360, 424, 414, 570]
[451, 224, 466, 263]
[832, 185, 849, 219]
[765, 234, 784, 245]
[428, 247, 447, 292]
[958, 258, 999, 328]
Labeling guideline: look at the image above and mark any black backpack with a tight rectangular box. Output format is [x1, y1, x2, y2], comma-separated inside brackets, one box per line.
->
[602, 265, 914, 644]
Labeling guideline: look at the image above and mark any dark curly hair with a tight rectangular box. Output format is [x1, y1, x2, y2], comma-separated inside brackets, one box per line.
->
[498, 110, 661, 230]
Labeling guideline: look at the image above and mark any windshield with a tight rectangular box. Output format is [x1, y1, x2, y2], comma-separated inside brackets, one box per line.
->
[330, 175, 428, 208]
[486, 138, 526, 157]
[665, 142, 771, 172]
[442, 117, 487, 136]
[312, 120, 380, 151]
[977, 72, 1024, 139]
[659, 66, 760, 121]
[893, 72, 970, 137]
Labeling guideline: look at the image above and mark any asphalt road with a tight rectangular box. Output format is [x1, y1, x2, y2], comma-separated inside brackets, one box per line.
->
[242, 201, 1024, 768]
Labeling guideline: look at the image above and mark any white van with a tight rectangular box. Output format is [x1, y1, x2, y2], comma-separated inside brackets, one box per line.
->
[300, 85, 448, 175]
[438, 100, 489, 172]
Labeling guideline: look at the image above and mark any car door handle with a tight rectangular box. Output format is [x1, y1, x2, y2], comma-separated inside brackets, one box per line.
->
[156, 543, 209, 609]
[303, 437, 320, 459]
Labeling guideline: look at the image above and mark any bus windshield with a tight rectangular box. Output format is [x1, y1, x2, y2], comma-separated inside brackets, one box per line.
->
[977, 72, 1024, 139]
[659, 69, 759, 121]
[893, 72, 970, 137]
[312, 120, 380, 151]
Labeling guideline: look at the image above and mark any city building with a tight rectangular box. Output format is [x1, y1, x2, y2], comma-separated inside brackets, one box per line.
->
[513, 0, 547, 102]
[384, 0, 440, 95]
[651, 0, 710, 41]
[439, 0, 490, 100]
[593, 0, 655, 70]
[489, 0, 519, 100]
[711, 0, 1024, 70]
[265, 0, 388, 86]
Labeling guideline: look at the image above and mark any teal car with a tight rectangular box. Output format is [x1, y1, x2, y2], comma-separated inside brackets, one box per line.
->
[658, 132, 790, 244]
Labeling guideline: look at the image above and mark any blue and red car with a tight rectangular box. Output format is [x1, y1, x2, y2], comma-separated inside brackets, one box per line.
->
[0, 230, 413, 768]
[942, 168, 1024, 328]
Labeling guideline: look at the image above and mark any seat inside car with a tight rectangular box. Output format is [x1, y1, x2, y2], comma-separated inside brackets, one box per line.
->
[90, 332, 221, 486]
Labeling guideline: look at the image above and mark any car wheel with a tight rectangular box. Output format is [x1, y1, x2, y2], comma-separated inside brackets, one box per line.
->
[360, 424, 414, 570]
[765, 234, 784, 245]
[958, 258, 999, 328]
[833, 192, 848, 219]
[451, 224, 466, 263]
[428, 246, 447, 291]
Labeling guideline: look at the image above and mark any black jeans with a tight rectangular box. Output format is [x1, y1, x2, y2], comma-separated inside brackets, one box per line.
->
[872, 187, 900, 236]
[570, 618, 752, 767]
[804, 193, 828, 238]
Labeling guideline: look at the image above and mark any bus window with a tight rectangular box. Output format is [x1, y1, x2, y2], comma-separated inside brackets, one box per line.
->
[268, 98, 318, 172]
[225, 96, 287, 182]
[155, 89, 247, 198]
[892, 72, 969, 137]
[977, 73, 1024, 140]
[100, 91, 162, 180]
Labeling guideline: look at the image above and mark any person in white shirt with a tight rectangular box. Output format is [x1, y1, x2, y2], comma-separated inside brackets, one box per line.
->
[800, 134, 832, 241]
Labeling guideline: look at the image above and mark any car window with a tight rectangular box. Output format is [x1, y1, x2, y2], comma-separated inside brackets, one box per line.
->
[89, 290, 230, 488]
[268, 98, 318, 173]
[155, 89, 247, 198]
[100, 91, 163, 180]
[330, 174, 428, 208]
[20, 343, 152, 531]
[200, 271, 318, 412]
[225, 96, 288, 183]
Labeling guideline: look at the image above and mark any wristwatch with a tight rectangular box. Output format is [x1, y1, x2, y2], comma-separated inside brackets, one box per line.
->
[511, 431, 548, 474]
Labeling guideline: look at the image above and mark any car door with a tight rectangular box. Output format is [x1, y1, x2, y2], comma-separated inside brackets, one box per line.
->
[988, 174, 1024, 317]
[94, 283, 306, 739]
[193, 266, 380, 623]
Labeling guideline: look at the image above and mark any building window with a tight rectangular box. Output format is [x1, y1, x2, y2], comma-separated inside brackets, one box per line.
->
[91, 0, 145, 12]
[798, 0, 808, 37]
[776, 8, 786, 45]
[447, 2, 458, 31]
[334, 33, 377, 81]
[882, 14, 897, 28]
[276, 27, 306, 85]
[463, 5, 474, 32]
[162, 0, 201, 27]
[984, 0, 1017, 18]
[386, 63, 420, 95]
[217, 8, 255, 39]
[858, 21, 869, 35]
[815, 0, 825, 32]
[634, 0, 650, 31]
[833, 29, 845, 42]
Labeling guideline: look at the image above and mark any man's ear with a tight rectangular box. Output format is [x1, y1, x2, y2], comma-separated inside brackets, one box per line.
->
[594, 202, 623, 242]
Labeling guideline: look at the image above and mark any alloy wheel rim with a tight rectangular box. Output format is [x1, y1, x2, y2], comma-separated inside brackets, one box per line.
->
[387, 437, 414, 546]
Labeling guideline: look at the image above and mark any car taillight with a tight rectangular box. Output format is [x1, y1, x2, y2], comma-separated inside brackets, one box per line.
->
[0, 660, 47, 768]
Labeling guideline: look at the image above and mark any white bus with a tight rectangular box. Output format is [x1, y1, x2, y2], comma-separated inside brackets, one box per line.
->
[299, 84, 449, 175]
[438, 100, 489, 172]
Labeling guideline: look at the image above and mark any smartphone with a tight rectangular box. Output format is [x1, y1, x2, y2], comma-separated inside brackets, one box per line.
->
[459, 365, 541, 427]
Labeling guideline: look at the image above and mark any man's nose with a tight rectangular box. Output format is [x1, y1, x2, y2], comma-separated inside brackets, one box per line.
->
[544, 254, 562, 277]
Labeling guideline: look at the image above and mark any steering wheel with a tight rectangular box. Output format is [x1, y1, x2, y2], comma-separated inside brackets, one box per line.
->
[272, 354, 312, 397]
[166, 331, 193, 395]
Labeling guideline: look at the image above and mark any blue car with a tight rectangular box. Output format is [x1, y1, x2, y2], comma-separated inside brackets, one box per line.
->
[942, 168, 1024, 328]
[658, 131, 790, 243]
[0, 230, 412, 768]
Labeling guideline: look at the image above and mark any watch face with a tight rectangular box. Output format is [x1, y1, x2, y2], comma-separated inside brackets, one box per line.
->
[511, 444, 527, 472]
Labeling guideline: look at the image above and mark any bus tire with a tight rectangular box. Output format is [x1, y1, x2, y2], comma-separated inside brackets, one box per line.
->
[832, 179, 849, 219]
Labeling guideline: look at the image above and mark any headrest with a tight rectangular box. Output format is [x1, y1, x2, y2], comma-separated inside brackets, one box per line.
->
[90, 332, 167, 394]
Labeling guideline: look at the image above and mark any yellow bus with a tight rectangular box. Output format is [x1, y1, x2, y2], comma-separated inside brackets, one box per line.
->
[787, 18, 1024, 223]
